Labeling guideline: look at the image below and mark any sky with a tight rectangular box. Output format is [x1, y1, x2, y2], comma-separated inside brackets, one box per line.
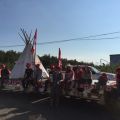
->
[0, 0, 120, 65]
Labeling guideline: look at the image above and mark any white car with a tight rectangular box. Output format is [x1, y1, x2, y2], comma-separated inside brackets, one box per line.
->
[88, 66, 115, 80]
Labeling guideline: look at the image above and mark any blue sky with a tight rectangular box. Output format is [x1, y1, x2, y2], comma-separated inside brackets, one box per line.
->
[0, 0, 120, 64]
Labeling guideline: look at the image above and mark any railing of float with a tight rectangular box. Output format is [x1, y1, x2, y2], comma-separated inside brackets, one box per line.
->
[3, 78, 23, 91]
[1, 77, 117, 102]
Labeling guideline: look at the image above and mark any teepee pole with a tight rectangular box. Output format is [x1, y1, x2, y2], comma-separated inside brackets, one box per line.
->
[18, 33, 25, 43]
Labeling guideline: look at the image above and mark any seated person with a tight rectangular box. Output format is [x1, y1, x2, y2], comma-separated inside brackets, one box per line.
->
[22, 63, 34, 89]
[98, 73, 108, 89]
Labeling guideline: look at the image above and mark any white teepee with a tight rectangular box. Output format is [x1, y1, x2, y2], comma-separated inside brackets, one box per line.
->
[10, 29, 49, 79]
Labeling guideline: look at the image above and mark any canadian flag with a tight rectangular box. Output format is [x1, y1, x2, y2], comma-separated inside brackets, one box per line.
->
[58, 48, 62, 69]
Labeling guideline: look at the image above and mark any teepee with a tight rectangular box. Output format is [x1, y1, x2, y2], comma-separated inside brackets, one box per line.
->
[10, 29, 49, 79]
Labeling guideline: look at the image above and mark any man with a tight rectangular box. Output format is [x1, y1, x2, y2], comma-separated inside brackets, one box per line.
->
[22, 63, 34, 89]
[34, 64, 42, 90]
[1, 64, 10, 88]
[50, 65, 63, 106]
[82, 66, 92, 86]
[116, 67, 120, 97]
[64, 65, 74, 95]
[74, 66, 84, 91]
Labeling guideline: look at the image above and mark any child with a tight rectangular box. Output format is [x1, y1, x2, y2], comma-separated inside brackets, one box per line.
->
[98, 73, 108, 89]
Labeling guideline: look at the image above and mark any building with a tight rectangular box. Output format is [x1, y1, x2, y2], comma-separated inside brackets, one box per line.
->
[110, 54, 120, 65]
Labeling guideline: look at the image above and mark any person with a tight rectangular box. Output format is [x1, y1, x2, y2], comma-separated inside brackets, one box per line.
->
[116, 67, 120, 97]
[98, 73, 108, 89]
[50, 65, 63, 107]
[1, 64, 10, 88]
[49, 64, 55, 81]
[82, 66, 92, 86]
[74, 66, 84, 91]
[22, 63, 34, 89]
[64, 65, 74, 95]
[43, 65, 55, 92]
[34, 64, 43, 90]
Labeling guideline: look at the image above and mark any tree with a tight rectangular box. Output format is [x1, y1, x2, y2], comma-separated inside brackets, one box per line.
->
[0, 50, 117, 73]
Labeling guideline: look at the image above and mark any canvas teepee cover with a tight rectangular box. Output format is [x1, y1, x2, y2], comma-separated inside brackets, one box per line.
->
[10, 30, 49, 79]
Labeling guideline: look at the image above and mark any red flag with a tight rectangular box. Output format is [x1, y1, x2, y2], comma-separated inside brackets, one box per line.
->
[58, 48, 62, 69]
[33, 29, 37, 54]
[31, 46, 34, 54]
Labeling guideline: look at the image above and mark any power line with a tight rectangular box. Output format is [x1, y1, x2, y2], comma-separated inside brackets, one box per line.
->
[0, 37, 119, 48]
[38, 37, 120, 45]
[0, 44, 24, 48]
[79, 31, 120, 38]
[36, 31, 120, 45]
[0, 31, 120, 48]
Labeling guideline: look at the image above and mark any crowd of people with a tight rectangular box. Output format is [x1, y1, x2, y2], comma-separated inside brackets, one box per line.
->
[0, 63, 118, 90]
[0, 63, 117, 91]
[0, 63, 43, 90]
[22, 63, 43, 91]
[48, 65, 119, 94]
[48, 64, 108, 106]
[1, 63, 120, 105]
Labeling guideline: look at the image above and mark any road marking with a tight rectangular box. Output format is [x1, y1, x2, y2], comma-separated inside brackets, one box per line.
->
[32, 97, 51, 104]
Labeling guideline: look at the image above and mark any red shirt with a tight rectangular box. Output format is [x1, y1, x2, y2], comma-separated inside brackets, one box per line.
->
[75, 69, 83, 80]
[65, 70, 74, 81]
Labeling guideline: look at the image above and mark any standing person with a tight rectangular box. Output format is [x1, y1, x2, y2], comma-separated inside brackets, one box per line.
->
[74, 66, 84, 91]
[34, 64, 42, 90]
[64, 65, 74, 95]
[49, 64, 55, 93]
[50, 65, 63, 107]
[1, 64, 10, 88]
[116, 67, 120, 97]
[22, 63, 34, 89]
[83, 66, 92, 86]
[49, 64, 55, 82]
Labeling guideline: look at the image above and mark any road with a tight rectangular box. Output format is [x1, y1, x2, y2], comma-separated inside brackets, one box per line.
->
[0, 91, 116, 120]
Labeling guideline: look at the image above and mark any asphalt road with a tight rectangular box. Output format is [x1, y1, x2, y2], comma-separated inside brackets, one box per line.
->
[0, 91, 117, 120]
